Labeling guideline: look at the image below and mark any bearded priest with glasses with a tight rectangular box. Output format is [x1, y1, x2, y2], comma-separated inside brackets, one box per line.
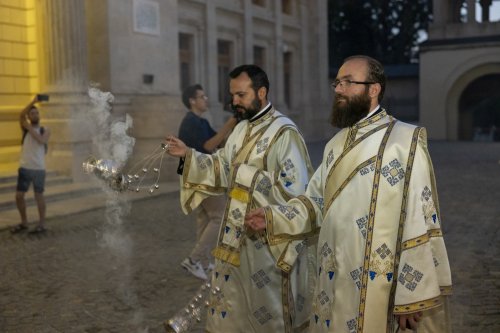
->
[245, 55, 452, 333]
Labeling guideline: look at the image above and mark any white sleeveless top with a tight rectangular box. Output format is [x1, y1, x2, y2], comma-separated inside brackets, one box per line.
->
[20, 127, 45, 170]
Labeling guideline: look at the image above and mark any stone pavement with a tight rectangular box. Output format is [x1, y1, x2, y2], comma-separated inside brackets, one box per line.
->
[0, 141, 499, 333]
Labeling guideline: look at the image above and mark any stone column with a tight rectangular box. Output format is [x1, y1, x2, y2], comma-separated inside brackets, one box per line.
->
[273, 1, 285, 110]
[205, 2, 218, 108]
[243, 0, 254, 63]
[36, 0, 90, 179]
[38, 0, 88, 92]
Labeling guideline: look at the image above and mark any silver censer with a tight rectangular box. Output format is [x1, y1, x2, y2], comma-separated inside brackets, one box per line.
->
[82, 157, 129, 191]
[164, 281, 222, 333]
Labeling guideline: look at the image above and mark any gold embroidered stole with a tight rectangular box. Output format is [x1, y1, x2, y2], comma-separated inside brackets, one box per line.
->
[212, 112, 294, 266]
[356, 123, 420, 333]
[321, 116, 421, 332]
[323, 121, 392, 212]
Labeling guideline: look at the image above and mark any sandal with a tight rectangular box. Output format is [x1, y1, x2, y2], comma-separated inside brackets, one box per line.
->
[10, 224, 28, 234]
[28, 226, 47, 234]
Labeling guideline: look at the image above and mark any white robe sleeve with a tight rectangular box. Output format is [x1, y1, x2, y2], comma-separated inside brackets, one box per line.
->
[179, 145, 230, 214]
[393, 129, 452, 317]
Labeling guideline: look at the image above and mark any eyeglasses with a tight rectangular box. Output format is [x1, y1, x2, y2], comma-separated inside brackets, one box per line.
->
[331, 79, 376, 90]
[195, 94, 208, 100]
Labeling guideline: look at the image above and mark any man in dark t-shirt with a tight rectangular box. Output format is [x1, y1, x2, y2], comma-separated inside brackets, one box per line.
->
[177, 84, 237, 280]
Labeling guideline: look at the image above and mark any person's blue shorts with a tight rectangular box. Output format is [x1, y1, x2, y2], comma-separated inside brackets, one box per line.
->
[16, 167, 46, 193]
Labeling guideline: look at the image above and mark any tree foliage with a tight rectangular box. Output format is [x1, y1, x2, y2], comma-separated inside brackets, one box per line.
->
[328, 0, 433, 68]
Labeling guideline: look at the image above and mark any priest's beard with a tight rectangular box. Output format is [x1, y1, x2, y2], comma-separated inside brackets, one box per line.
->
[231, 97, 262, 121]
[330, 89, 371, 128]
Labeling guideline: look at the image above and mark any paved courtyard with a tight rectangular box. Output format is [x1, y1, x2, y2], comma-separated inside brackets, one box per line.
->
[0, 141, 499, 333]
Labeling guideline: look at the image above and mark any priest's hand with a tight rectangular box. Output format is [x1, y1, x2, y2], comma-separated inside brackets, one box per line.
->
[396, 311, 422, 331]
[244, 208, 266, 232]
[165, 135, 188, 158]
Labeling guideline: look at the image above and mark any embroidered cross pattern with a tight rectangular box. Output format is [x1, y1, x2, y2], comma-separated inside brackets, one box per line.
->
[421, 185, 432, 201]
[256, 137, 269, 154]
[284, 158, 295, 171]
[317, 290, 330, 306]
[231, 208, 243, 220]
[376, 243, 391, 259]
[350, 267, 363, 290]
[256, 176, 272, 196]
[320, 242, 333, 257]
[381, 159, 405, 186]
[433, 256, 439, 267]
[253, 306, 273, 325]
[295, 240, 306, 254]
[251, 269, 271, 289]
[422, 198, 437, 224]
[278, 205, 299, 219]
[312, 293, 333, 327]
[209, 289, 228, 318]
[347, 318, 357, 333]
[197, 155, 212, 170]
[369, 243, 394, 281]
[311, 196, 324, 210]
[398, 263, 424, 291]
[326, 150, 334, 167]
[360, 162, 375, 176]
[254, 239, 264, 249]
[356, 215, 368, 239]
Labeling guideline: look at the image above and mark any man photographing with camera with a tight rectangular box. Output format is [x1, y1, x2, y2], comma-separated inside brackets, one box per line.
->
[11, 94, 51, 235]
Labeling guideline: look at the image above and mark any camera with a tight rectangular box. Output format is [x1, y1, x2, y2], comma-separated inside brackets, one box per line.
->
[36, 94, 50, 102]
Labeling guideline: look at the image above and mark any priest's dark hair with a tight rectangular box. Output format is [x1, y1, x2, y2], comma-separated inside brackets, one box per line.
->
[229, 64, 269, 98]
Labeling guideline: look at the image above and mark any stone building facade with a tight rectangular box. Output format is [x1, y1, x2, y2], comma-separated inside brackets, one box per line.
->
[420, 0, 500, 140]
[0, 0, 330, 180]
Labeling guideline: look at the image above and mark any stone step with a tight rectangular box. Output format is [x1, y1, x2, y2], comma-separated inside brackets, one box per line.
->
[0, 180, 179, 231]
[0, 180, 100, 210]
[0, 173, 71, 194]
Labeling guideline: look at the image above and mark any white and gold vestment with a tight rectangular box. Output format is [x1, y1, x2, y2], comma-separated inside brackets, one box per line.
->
[264, 110, 452, 333]
[179, 107, 318, 333]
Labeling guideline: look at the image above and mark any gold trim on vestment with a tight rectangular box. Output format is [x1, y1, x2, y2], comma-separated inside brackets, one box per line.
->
[324, 156, 376, 214]
[212, 246, 240, 266]
[386, 126, 421, 328]
[263, 122, 294, 171]
[266, 195, 319, 245]
[213, 155, 221, 188]
[428, 228, 443, 237]
[354, 109, 388, 129]
[325, 122, 391, 205]
[440, 285, 452, 295]
[419, 128, 443, 222]
[342, 109, 389, 151]
[402, 233, 430, 250]
[182, 148, 193, 185]
[357, 120, 396, 333]
[393, 295, 442, 314]
[344, 127, 358, 149]
[229, 186, 250, 203]
[281, 270, 293, 333]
